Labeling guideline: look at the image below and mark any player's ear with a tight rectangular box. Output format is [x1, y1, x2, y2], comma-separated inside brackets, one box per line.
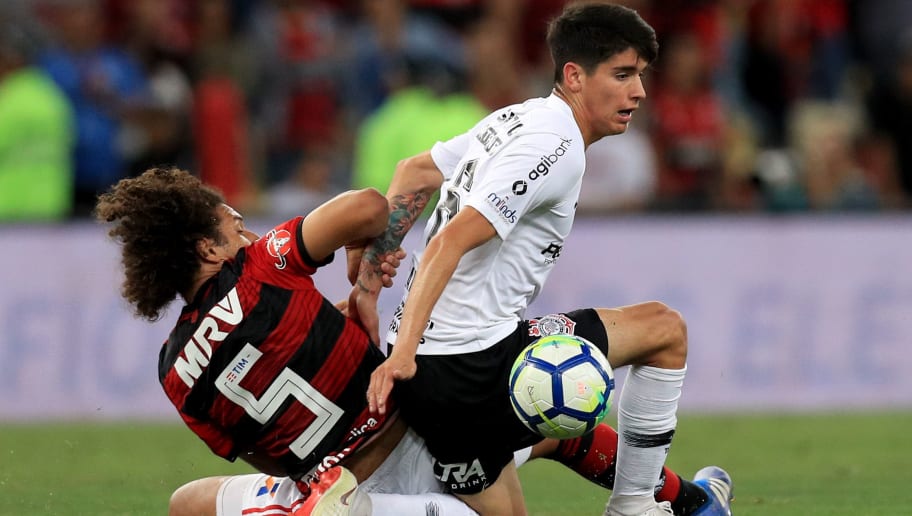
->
[562, 62, 584, 93]
[196, 237, 221, 263]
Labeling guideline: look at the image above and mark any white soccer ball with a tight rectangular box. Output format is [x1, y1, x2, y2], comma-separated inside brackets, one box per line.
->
[509, 334, 615, 439]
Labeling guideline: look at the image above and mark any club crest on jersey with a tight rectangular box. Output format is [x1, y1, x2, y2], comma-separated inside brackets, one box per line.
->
[266, 228, 293, 270]
[527, 314, 576, 338]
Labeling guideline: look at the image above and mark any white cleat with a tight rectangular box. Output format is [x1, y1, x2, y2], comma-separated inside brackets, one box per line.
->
[295, 466, 372, 516]
[605, 499, 674, 516]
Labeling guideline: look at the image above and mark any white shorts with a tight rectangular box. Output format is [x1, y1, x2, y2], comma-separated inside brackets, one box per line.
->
[215, 427, 445, 516]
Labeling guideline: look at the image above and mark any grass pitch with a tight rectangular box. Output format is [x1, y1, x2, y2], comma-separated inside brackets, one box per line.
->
[0, 412, 908, 515]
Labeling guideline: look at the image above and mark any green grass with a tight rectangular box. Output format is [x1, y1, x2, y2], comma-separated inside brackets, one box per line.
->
[1, 412, 909, 515]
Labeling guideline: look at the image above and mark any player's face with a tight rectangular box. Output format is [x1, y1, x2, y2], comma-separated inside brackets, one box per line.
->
[214, 204, 258, 259]
[580, 47, 648, 139]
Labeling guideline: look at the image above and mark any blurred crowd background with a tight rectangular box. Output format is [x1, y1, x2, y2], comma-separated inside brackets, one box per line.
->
[1, 0, 911, 221]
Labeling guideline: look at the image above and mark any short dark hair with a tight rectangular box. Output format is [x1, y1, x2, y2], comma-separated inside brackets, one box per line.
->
[547, 2, 658, 84]
[95, 167, 225, 321]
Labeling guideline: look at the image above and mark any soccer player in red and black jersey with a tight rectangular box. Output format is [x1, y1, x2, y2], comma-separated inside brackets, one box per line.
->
[96, 167, 434, 514]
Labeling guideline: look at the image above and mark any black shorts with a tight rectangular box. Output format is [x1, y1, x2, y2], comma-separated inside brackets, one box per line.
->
[391, 308, 609, 494]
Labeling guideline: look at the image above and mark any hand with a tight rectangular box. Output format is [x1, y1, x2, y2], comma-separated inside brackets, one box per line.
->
[333, 298, 349, 315]
[347, 248, 407, 344]
[347, 245, 406, 287]
[367, 353, 417, 416]
[345, 241, 368, 286]
[377, 247, 406, 288]
[347, 286, 381, 345]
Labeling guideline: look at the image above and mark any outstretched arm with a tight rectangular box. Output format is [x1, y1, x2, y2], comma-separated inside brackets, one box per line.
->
[367, 207, 497, 415]
[298, 188, 391, 261]
[348, 151, 444, 343]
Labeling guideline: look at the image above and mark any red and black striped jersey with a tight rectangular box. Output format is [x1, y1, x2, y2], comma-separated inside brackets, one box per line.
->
[159, 217, 388, 480]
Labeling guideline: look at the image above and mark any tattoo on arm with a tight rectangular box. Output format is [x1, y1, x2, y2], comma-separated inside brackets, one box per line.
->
[356, 192, 431, 293]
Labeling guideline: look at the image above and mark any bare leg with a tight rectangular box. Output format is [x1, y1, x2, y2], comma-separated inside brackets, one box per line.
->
[169, 476, 230, 516]
[455, 461, 527, 516]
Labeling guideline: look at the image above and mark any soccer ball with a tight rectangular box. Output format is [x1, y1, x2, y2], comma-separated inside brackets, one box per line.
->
[509, 334, 615, 439]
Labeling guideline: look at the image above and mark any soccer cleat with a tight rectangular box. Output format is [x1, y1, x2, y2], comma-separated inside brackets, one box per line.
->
[294, 466, 372, 516]
[692, 466, 734, 516]
[605, 500, 674, 515]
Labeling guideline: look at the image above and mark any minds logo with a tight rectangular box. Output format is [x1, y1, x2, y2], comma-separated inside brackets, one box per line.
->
[486, 192, 517, 223]
[529, 137, 573, 180]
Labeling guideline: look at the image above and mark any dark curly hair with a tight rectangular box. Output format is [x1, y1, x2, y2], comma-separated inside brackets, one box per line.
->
[95, 167, 226, 321]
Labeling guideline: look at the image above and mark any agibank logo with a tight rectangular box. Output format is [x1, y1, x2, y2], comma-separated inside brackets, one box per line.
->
[528, 137, 573, 180]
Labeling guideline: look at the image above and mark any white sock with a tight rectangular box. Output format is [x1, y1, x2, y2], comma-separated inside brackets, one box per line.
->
[608, 365, 686, 511]
[368, 492, 479, 515]
[513, 446, 533, 468]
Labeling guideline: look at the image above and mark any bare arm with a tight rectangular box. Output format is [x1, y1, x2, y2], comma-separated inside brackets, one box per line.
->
[367, 207, 497, 415]
[298, 188, 390, 261]
[348, 152, 444, 343]
[355, 151, 444, 296]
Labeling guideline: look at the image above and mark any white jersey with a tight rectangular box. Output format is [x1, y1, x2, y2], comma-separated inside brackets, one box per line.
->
[386, 93, 585, 355]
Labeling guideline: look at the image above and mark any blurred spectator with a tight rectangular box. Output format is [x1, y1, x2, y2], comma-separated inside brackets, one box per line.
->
[351, 55, 486, 193]
[191, 0, 255, 90]
[38, 0, 153, 216]
[715, 111, 763, 211]
[649, 31, 726, 211]
[791, 101, 879, 210]
[741, 0, 850, 146]
[246, 0, 346, 187]
[114, 0, 195, 174]
[0, 17, 74, 221]
[263, 147, 338, 218]
[2, 0, 905, 217]
[866, 30, 912, 203]
[341, 0, 467, 122]
[464, 7, 525, 109]
[190, 0, 256, 211]
[513, 0, 568, 93]
[850, 0, 912, 84]
[578, 123, 658, 214]
[761, 101, 881, 211]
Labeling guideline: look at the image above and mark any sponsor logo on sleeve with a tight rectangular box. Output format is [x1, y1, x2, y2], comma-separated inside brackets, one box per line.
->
[485, 192, 518, 224]
[512, 180, 528, 195]
[528, 137, 573, 180]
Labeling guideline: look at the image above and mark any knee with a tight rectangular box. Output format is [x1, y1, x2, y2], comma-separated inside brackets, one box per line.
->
[168, 481, 198, 516]
[169, 478, 219, 516]
[646, 301, 688, 366]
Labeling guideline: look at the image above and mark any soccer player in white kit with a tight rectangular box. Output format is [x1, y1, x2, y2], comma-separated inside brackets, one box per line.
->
[354, 3, 734, 516]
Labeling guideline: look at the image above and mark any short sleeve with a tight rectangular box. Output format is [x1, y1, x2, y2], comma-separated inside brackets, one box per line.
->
[431, 132, 473, 180]
[243, 217, 334, 286]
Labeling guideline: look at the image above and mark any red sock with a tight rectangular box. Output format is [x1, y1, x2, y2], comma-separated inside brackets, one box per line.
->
[655, 466, 681, 503]
[550, 423, 618, 488]
[550, 423, 693, 508]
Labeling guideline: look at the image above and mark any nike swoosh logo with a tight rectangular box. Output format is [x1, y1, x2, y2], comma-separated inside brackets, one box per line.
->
[340, 487, 357, 506]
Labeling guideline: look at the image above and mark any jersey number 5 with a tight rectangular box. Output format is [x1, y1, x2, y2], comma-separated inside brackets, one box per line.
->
[216, 343, 344, 459]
